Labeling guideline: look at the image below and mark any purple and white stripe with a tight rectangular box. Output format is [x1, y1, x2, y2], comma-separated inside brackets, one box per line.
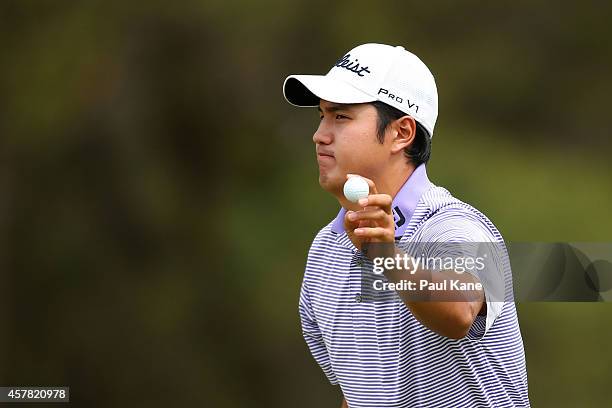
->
[299, 165, 530, 407]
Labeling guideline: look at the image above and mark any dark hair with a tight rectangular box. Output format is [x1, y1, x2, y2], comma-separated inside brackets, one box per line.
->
[371, 101, 431, 166]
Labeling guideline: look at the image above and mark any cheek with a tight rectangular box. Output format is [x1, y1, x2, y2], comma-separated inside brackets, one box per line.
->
[336, 130, 384, 169]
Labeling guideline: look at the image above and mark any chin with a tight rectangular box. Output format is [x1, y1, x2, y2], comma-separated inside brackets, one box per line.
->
[318, 173, 343, 194]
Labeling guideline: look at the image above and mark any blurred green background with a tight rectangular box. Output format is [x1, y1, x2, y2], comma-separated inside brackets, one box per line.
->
[1, 1, 611, 406]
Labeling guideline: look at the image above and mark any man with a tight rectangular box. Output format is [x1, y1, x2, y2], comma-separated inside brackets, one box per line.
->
[283, 43, 530, 407]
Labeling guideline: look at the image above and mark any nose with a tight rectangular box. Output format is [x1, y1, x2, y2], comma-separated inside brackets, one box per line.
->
[313, 120, 333, 145]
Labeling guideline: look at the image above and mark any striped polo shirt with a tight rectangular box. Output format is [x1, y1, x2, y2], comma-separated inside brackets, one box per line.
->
[299, 164, 530, 407]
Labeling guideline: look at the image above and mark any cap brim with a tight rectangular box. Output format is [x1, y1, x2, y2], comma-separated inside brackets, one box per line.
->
[283, 75, 376, 107]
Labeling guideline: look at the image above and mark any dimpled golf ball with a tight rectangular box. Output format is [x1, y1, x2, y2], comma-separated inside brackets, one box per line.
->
[343, 176, 369, 203]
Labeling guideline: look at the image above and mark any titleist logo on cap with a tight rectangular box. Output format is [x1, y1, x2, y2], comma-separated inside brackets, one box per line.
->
[334, 54, 371, 77]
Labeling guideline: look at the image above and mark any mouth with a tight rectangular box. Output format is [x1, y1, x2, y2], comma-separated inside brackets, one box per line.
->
[316, 151, 335, 169]
[317, 150, 335, 158]
[317, 153, 335, 166]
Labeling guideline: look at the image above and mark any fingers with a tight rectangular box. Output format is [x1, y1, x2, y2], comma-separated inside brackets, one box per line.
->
[344, 211, 372, 229]
[347, 208, 390, 223]
[357, 194, 392, 214]
[354, 226, 394, 240]
[344, 210, 359, 231]
[343, 175, 394, 246]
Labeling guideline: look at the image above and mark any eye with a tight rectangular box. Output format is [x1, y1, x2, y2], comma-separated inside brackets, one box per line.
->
[336, 114, 349, 120]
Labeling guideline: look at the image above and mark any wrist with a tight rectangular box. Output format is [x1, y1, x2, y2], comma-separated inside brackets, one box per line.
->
[362, 241, 398, 261]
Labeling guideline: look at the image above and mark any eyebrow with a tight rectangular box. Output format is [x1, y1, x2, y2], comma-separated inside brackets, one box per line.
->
[317, 104, 354, 114]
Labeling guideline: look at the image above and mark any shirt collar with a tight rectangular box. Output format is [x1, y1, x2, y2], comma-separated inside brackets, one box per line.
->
[330, 163, 433, 237]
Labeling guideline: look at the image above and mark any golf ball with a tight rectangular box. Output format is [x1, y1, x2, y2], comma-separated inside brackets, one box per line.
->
[343, 176, 369, 203]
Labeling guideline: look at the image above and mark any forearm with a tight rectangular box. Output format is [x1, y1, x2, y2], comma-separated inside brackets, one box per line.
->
[400, 294, 483, 340]
[371, 247, 484, 339]
[342, 184, 485, 339]
[340, 397, 348, 408]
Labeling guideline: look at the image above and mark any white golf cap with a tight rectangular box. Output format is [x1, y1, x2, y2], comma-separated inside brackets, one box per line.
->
[283, 43, 439, 137]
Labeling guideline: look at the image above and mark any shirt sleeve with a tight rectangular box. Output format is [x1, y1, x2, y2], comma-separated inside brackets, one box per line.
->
[298, 279, 339, 385]
[412, 205, 509, 340]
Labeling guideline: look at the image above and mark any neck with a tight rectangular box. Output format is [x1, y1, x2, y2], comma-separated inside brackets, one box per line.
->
[336, 162, 417, 212]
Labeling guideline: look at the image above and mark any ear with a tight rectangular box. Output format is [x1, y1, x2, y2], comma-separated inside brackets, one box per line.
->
[390, 115, 416, 154]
